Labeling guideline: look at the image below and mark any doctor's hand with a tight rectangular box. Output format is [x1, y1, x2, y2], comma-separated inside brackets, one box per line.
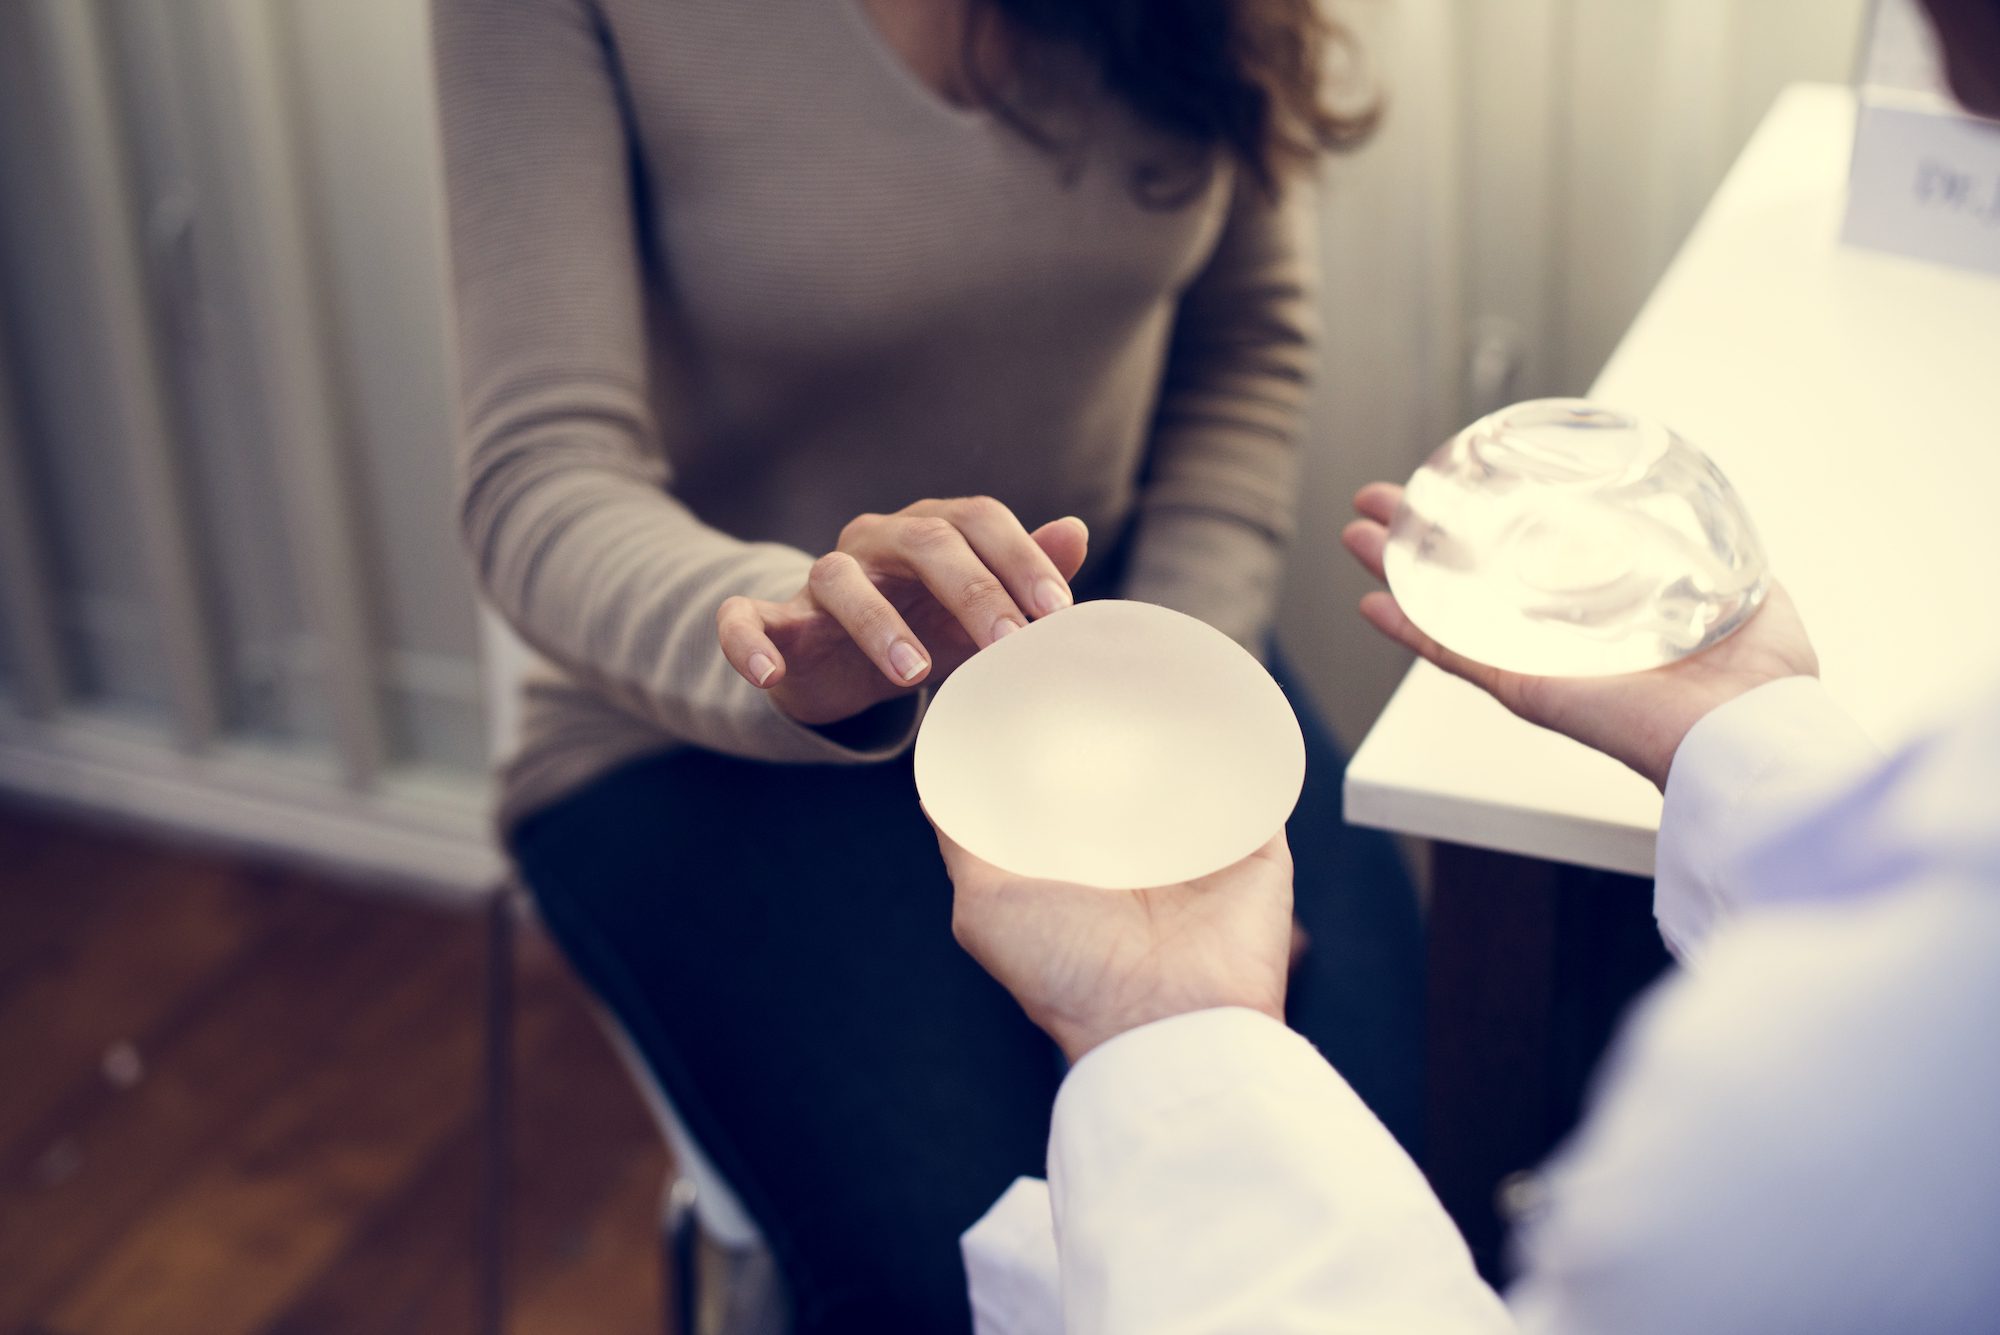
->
[718, 499, 1089, 728]
[934, 827, 1294, 1064]
[1341, 481, 1820, 791]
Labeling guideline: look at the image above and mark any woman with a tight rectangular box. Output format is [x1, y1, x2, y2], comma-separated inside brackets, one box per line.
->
[432, 1, 1421, 1329]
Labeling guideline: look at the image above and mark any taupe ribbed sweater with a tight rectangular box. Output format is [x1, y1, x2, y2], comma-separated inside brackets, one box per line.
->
[432, 0, 1322, 830]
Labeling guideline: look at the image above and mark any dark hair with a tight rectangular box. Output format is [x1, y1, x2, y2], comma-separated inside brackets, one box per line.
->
[969, 0, 1378, 202]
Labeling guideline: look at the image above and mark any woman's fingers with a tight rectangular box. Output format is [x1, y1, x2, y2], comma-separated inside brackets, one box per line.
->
[890, 514, 1032, 646]
[916, 497, 1073, 622]
[807, 551, 933, 686]
[717, 595, 786, 689]
[1030, 516, 1090, 583]
[732, 499, 1086, 706]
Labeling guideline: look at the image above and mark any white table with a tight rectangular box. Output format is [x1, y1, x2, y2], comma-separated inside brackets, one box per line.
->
[1350, 84, 2000, 1274]
[1345, 83, 2000, 877]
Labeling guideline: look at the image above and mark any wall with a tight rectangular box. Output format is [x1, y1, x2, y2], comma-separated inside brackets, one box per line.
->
[277, 0, 480, 770]
[0, 0, 480, 769]
[0, 0, 495, 891]
[1280, 0, 1467, 751]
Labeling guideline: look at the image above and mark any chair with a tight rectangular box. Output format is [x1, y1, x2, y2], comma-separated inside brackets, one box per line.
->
[478, 609, 785, 1335]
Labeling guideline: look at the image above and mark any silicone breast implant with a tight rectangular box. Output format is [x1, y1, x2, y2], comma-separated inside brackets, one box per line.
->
[1383, 399, 1770, 677]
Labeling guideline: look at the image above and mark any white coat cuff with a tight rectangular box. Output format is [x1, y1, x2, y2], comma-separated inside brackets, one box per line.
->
[1655, 677, 1877, 963]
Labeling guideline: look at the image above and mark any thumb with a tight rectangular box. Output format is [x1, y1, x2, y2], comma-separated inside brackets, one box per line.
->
[925, 809, 990, 888]
[1031, 516, 1090, 582]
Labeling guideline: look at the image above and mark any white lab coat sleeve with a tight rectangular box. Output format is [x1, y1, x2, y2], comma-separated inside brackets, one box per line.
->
[1652, 676, 1878, 962]
[964, 1177, 1065, 1335]
[964, 684, 2000, 1335]
[1040, 1007, 1513, 1335]
[1505, 687, 2000, 1335]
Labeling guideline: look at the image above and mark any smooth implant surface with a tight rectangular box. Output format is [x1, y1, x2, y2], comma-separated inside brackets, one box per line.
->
[915, 600, 1305, 889]
[1384, 399, 1770, 677]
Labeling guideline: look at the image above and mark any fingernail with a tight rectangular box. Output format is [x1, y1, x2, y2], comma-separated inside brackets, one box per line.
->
[992, 617, 1023, 642]
[749, 652, 777, 686]
[890, 640, 927, 681]
[1033, 578, 1071, 617]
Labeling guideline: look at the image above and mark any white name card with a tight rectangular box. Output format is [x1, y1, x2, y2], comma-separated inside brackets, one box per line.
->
[1842, 99, 2000, 277]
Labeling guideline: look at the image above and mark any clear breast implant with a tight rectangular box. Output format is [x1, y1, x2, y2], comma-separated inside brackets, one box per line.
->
[1384, 399, 1770, 677]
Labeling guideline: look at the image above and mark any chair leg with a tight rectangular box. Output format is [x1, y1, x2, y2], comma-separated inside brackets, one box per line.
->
[664, 1176, 701, 1335]
[480, 888, 516, 1335]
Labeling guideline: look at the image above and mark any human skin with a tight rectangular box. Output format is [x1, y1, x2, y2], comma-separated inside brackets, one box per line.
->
[718, 499, 1089, 727]
[936, 828, 1294, 1063]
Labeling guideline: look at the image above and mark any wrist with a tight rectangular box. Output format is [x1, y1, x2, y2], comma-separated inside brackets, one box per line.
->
[1050, 995, 1285, 1065]
[1629, 672, 1815, 791]
[793, 692, 921, 749]
[1626, 704, 1715, 792]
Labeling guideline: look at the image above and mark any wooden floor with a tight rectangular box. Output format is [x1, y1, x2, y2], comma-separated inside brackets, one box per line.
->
[0, 801, 671, 1335]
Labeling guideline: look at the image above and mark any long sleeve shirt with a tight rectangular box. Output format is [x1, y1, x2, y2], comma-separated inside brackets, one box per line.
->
[431, 0, 1319, 828]
[965, 677, 2000, 1333]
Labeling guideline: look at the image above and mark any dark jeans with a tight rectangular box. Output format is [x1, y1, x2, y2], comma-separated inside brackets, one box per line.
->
[510, 655, 1423, 1334]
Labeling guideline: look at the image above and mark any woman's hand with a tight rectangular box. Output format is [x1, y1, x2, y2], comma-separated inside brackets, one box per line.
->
[935, 826, 1295, 1064]
[718, 498, 1090, 728]
[1341, 482, 1820, 790]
